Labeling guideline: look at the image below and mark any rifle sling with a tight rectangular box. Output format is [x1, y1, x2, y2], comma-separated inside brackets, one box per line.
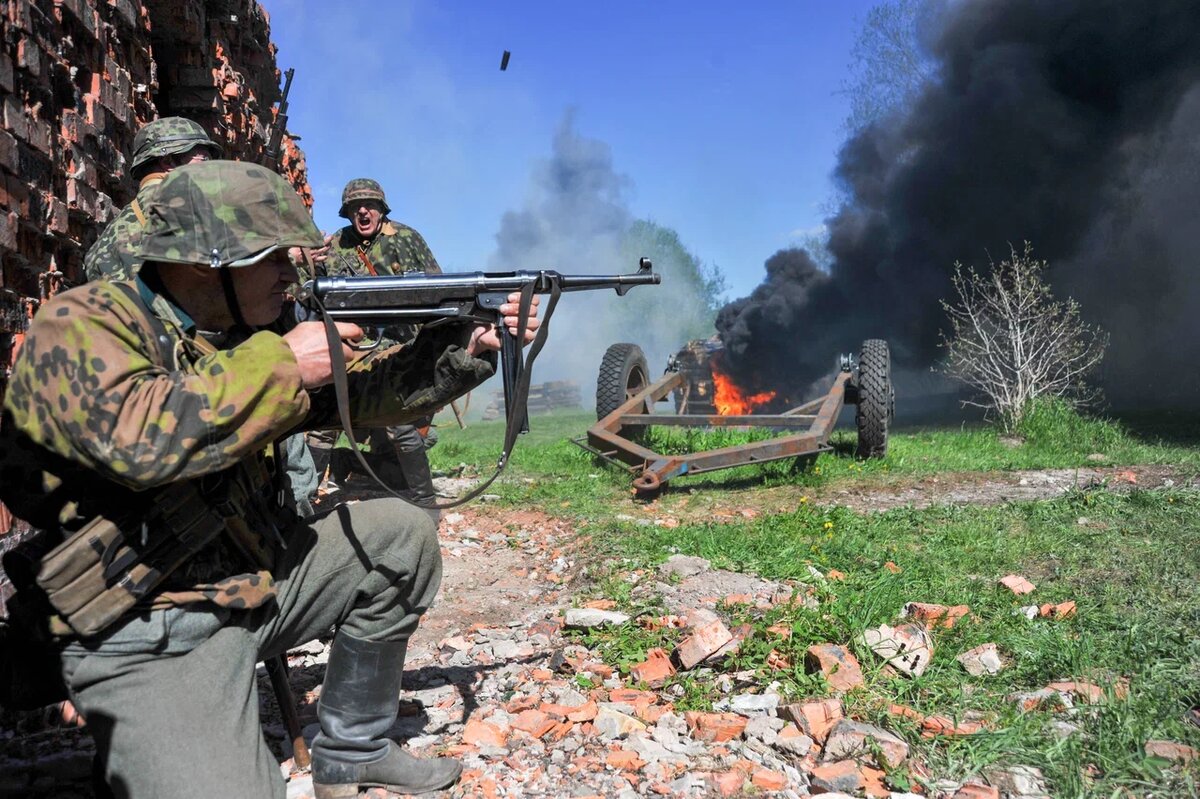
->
[315, 279, 560, 510]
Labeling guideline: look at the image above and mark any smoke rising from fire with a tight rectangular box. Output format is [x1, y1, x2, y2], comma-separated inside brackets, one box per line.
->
[716, 0, 1200, 408]
[490, 111, 720, 402]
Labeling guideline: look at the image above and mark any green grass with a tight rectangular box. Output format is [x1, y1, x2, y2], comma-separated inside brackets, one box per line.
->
[576, 488, 1200, 797]
[429, 405, 1200, 797]
[430, 405, 1200, 504]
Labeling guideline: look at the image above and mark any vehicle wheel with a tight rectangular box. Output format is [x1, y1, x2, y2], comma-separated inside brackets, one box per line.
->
[596, 343, 650, 436]
[855, 339, 893, 458]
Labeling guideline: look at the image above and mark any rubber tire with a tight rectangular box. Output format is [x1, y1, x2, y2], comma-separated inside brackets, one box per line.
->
[855, 339, 893, 458]
[596, 343, 650, 437]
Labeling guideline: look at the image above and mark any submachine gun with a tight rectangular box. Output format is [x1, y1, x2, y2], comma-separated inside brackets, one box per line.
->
[296, 258, 661, 502]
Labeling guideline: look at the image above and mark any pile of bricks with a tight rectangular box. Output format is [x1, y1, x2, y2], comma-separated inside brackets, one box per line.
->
[0, 0, 310, 538]
[481, 380, 583, 421]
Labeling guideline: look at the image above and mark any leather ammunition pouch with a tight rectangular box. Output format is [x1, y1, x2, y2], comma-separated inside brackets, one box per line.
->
[32, 475, 250, 639]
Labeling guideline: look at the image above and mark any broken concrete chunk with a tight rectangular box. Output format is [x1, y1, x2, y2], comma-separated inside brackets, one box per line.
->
[659, 554, 711, 579]
[594, 707, 647, 739]
[957, 642, 1004, 676]
[984, 765, 1049, 798]
[857, 622, 933, 677]
[563, 608, 630, 629]
[822, 718, 910, 768]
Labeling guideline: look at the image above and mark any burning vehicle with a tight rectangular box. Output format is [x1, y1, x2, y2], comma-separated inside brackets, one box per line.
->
[576, 337, 894, 497]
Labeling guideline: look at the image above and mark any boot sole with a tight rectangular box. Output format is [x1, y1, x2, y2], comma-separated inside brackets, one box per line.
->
[313, 762, 463, 798]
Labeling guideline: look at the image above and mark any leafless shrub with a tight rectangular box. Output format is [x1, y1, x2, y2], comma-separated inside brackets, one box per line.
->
[939, 242, 1108, 431]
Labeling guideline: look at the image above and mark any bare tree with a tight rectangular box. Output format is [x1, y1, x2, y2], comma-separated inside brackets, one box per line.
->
[939, 243, 1109, 431]
[841, 0, 937, 134]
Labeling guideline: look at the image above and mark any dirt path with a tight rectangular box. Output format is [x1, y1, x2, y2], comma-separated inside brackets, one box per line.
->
[649, 464, 1196, 521]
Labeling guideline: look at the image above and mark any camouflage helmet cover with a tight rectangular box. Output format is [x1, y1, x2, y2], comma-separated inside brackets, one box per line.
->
[133, 160, 322, 268]
[339, 178, 391, 218]
[131, 117, 223, 177]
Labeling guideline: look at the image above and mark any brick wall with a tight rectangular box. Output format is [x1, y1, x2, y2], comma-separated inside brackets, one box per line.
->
[0, 0, 311, 546]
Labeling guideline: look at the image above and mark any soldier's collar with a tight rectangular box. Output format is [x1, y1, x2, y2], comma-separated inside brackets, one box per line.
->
[136, 271, 196, 334]
[138, 171, 168, 190]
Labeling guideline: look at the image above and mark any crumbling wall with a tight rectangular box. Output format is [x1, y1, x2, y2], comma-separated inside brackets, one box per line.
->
[0, 0, 310, 547]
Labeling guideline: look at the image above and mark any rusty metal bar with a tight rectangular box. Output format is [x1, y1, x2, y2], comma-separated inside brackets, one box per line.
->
[616, 413, 818, 428]
[580, 368, 854, 496]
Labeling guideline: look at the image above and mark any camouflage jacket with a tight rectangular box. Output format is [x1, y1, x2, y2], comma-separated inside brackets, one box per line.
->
[82, 173, 167, 282]
[323, 220, 442, 278]
[323, 220, 442, 346]
[0, 278, 494, 616]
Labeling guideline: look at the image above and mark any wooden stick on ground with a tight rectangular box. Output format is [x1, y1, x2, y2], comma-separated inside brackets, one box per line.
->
[265, 654, 310, 769]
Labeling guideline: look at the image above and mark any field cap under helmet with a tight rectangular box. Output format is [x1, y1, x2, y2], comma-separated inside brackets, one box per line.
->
[131, 117, 223, 178]
[339, 178, 391, 218]
[134, 160, 322, 268]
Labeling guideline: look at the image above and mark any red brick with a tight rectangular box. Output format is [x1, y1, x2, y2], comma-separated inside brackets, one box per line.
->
[779, 697, 843, 742]
[1000, 574, 1036, 595]
[684, 711, 747, 743]
[674, 618, 734, 669]
[904, 601, 971, 629]
[804, 643, 865, 692]
[750, 768, 787, 791]
[1047, 681, 1105, 704]
[1145, 739, 1199, 763]
[809, 759, 863, 794]
[631, 647, 675, 687]
[710, 770, 745, 797]
[921, 715, 985, 737]
[954, 782, 1000, 799]
[1038, 600, 1077, 618]
[461, 718, 508, 748]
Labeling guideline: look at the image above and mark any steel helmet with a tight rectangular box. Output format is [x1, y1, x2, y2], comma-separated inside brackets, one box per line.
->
[338, 178, 391, 218]
[130, 117, 223, 178]
[133, 160, 322, 268]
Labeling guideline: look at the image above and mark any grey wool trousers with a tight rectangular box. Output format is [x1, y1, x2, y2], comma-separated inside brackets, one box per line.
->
[58, 497, 443, 799]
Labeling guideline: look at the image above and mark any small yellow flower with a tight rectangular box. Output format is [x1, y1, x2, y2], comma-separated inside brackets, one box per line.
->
[823, 521, 834, 530]
[800, 496, 809, 504]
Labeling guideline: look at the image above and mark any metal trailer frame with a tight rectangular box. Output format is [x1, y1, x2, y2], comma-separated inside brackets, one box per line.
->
[573, 364, 856, 497]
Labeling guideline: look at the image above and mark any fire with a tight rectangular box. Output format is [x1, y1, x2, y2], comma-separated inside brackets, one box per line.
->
[711, 356, 775, 415]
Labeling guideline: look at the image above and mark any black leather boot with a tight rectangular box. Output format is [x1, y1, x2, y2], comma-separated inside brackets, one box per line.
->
[393, 448, 437, 508]
[311, 633, 461, 798]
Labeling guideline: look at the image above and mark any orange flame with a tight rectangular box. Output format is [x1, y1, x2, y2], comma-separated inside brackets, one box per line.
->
[711, 356, 776, 415]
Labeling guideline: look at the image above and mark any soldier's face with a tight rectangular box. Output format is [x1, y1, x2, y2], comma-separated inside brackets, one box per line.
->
[351, 201, 384, 238]
[232, 251, 300, 327]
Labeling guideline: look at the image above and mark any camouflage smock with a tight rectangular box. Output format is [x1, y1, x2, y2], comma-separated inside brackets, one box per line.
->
[324, 220, 441, 278]
[323, 219, 442, 347]
[0, 277, 494, 616]
[82, 173, 166, 282]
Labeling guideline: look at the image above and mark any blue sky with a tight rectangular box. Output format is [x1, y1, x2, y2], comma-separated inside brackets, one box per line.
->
[263, 1, 875, 301]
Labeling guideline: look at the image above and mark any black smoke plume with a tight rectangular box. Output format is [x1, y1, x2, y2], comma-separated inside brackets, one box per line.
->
[716, 0, 1200, 408]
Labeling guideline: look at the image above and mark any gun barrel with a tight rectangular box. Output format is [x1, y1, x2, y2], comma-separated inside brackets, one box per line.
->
[299, 263, 660, 311]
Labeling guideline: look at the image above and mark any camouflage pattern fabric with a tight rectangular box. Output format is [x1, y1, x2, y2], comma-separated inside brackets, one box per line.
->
[0, 164, 493, 620]
[0, 279, 493, 615]
[134, 160, 323, 267]
[130, 116, 222, 177]
[325, 219, 441, 279]
[339, 177, 391, 217]
[323, 219, 442, 348]
[82, 174, 166, 281]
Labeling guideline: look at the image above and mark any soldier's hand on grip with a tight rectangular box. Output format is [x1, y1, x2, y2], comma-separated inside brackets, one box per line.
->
[467, 292, 541, 355]
[284, 321, 363, 388]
